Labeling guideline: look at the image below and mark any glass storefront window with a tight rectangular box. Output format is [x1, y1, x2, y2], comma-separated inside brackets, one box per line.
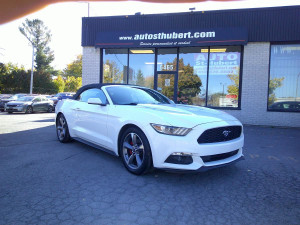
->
[157, 48, 177, 71]
[128, 48, 155, 88]
[268, 44, 300, 112]
[207, 46, 241, 108]
[103, 49, 128, 83]
[178, 47, 208, 106]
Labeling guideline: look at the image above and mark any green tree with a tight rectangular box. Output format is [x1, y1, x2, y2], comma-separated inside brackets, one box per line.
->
[136, 69, 145, 86]
[19, 18, 54, 72]
[268, 77, 285, 105]
[64, 76, 82, 92]
[63, 55, 82, 78]
[0, 63, 30, 93]
[53, 75, 65, 93]
[227, 69, 240, 98]
[33, 71, 56, 94]
[103, 60, 124, 83]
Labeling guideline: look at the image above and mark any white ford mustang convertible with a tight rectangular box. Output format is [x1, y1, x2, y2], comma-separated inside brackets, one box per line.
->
[55, 84, 244, 175]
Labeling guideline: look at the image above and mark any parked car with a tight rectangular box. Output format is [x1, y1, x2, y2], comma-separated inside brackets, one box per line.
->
[5, 96, 54, 113]
[0, 94, 27, 112]
[51, 92, 75, 108]
[55, 84, 244, 175]
[269, 101, 300, 112]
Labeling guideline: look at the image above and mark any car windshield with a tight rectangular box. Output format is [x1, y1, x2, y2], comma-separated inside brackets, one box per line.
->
[18, 97, 35, 102]
[106, 86, 171, 105]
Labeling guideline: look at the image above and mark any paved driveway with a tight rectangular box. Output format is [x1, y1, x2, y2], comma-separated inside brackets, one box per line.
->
[0, 112, 299, 225]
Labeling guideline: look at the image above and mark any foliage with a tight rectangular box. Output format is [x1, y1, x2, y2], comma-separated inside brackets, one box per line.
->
[227, 71, 239, 98]
[103, 60, 124, 83]
[268, 77, 285, 105]
[19, 18, 54, 72]
[63, 55, 82, 78]
[53, 75, 65, 93]
[136, 69, 145, 86]
[64, 76, 82, 92]
[0, 63, 31, 93]
[33, 71, 56, 94]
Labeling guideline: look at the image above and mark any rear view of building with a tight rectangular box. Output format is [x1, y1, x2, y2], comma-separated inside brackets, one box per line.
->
[81, 6, 300, 127]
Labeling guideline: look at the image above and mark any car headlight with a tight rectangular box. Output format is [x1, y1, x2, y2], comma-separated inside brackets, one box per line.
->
[150, 123, 192, 136]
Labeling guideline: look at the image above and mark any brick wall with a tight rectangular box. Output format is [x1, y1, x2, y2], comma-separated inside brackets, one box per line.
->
[223, 42, 300, 127]
[82, 47, 100, 85]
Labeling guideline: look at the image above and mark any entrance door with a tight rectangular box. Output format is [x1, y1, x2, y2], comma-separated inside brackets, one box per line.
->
[157, 73, 176, 101]
[156, 48, 178, 102]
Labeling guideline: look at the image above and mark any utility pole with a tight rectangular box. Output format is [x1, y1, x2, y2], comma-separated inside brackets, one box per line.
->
[30, 45, 35, 94]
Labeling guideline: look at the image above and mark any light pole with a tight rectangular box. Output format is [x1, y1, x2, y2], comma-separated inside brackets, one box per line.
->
[29, 45, 35, 94]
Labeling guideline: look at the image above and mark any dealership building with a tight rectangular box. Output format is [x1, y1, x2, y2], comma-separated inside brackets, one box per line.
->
[81, 6, 300, 127]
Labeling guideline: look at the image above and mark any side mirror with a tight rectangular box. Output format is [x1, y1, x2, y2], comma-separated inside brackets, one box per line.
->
[87, 98, 106, 106]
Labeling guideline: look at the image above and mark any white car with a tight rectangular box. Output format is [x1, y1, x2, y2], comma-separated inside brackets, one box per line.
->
[55, 84, 244, 175]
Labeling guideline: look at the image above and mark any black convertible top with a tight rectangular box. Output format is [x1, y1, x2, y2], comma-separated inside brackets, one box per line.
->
[73, 83, 134, 100]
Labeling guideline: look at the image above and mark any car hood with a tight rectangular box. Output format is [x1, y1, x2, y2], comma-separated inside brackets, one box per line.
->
[129, 104, 239, 128]
[7, 101, 31, 105]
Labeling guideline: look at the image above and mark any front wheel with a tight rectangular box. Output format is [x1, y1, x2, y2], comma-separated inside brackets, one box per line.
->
[47, 105, 53, 113]
[25, 106, 33, 114]
[56, 114, 71, 143]
[120, 127, 153, 175]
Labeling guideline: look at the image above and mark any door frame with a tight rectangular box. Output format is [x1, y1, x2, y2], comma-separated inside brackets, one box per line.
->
[154, 48, 179, 103]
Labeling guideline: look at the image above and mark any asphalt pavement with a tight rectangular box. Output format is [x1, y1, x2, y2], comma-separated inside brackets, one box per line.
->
[0, 112, 299, 225]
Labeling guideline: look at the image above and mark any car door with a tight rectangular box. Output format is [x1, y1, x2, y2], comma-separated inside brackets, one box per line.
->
[32, 97, 41, 111]
[39, 97, 48, 111]
[72, 88, 110, 149]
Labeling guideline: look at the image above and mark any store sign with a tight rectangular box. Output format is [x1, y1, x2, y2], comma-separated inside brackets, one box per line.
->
[194, 52, 240, 76]
[95, 27, 248, 48]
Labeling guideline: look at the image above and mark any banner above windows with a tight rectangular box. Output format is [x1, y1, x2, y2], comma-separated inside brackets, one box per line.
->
[95, 27, 248, 48]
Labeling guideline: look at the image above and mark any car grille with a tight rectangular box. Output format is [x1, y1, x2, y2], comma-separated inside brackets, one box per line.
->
[197, 126, 242, 144]
[201, 149, 239, 163]
[7, 105, 18, 107]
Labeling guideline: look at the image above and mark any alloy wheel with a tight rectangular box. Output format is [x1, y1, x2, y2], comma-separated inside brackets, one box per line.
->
[122, 133, 145, 170]
[57, 116, 67, 141]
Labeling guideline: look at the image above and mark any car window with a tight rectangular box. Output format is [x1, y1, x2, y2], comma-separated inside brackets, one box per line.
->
[106, 86, 171, 105]
[79, 88, 108, 103]
[34, 98, 41, 102]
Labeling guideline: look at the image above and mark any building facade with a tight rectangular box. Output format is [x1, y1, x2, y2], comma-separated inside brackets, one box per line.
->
[81, 6, 300, 127]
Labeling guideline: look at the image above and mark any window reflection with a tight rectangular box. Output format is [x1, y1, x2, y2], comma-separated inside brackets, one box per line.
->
[103, 49, 128, 83]
[128, 48, 155, 88]
[178, 47, 207, 106]
[268, 44, 300, 112]
[207, 46, 241, 108]
[157, 48, 177, 71]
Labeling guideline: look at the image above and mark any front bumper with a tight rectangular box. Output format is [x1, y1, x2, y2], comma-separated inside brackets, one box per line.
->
[145, 120, 244, 171]
[5, 105, 27, 112]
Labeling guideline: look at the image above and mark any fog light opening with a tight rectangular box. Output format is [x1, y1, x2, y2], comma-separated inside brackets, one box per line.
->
[165, 153, 193, 165]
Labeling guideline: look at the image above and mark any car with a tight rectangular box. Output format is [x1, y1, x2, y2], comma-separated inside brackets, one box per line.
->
[269, 101, 300, 112]
[5, 96, 54, 114]
[55, 84, 244, 175]
[0, 93, 27, 112]
[51, 92, 75, 108]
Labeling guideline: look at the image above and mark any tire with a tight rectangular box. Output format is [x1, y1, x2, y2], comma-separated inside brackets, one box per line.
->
[120, 127, 153, 175]
[56, 114, 71, 143]
[25, 106, 33, 114]
[47, 105, 53, 113]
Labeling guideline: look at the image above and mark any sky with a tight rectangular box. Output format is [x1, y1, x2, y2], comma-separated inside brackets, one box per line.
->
[0, 0, 299, 71]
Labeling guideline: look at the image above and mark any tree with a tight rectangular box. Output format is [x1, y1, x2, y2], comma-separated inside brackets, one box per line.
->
[136, 69, 145, 86]
[268, 77, 285, 105]
[63, 55, 82, 78]
[0, 63, 30, 93]
[64, 76, 82, 92]
[53, 75, 65, 93]
[19, 18, 54, 72]
[103, 60, 124, 83]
